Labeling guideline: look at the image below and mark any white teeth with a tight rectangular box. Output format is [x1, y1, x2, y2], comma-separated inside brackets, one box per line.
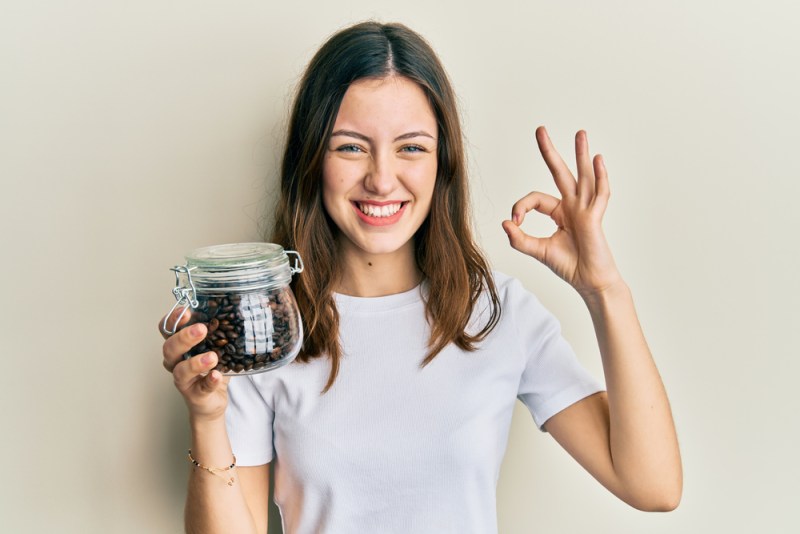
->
[358, 202, 402, 217]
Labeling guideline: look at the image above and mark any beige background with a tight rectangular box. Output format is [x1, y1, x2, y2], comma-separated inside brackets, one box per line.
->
[2, 0, 798, 532]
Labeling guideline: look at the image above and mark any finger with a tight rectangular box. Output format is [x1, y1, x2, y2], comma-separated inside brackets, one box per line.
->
[592, 154, 610, 214]
[535, 126, 577, 198]
[502, 220, 547, 263]
[158, 306, 193, 340]
[575, 130, 595, 204]
[198, 369, 229, 395]
[511, 191, 561, 226]
[173, 350, 219, 392]
[162, 322, 207, 372]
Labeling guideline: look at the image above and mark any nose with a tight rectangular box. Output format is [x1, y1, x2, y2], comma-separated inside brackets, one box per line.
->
[363, 150, 397, 196]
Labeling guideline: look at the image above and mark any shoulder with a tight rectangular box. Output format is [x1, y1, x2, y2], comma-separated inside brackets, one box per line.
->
[485, 270, 560, 333]
[489, 270, 519, 295]
[488, 270, 545, 310]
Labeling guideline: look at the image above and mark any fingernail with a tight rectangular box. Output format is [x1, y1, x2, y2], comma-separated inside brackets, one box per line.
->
[191, 324, 204, 337]
[201, 353, 213, 365]
[512, 214, 520, 225]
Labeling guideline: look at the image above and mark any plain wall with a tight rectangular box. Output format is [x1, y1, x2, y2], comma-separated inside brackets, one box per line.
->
[2, 0, 798, 532]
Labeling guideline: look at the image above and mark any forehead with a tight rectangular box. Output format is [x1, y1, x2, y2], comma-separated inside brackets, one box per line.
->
[334, 76, 437, 133]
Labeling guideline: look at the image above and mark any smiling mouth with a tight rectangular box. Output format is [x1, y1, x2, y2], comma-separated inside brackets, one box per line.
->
[354, 201, 409, 218]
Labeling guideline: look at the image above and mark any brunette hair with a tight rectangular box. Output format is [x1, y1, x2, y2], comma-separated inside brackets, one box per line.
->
[271, 21, 501, 392]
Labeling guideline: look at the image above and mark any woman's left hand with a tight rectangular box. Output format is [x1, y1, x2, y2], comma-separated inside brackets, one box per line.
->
[502, 126, 623, 299]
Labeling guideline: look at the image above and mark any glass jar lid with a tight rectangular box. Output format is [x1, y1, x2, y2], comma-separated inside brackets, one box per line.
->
[183, 242, 303, 292]
[163, 243, 303, 335]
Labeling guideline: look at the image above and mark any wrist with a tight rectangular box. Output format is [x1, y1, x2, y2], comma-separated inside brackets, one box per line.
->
[188, 416, 234, 466]
[189, 413, 227, 433]
[579, 278, 631, 310]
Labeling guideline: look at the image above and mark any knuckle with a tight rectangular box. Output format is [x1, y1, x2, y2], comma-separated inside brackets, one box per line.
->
[190, 355, 204, 373]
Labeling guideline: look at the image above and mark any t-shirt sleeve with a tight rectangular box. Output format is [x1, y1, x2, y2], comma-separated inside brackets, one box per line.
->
[508, 277, 605, 431]
[224, 374, 275, 465]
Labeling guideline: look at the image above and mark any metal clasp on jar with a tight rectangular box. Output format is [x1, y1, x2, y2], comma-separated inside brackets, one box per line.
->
[162, 264, 199, 335]
[286, 250, 304, 275]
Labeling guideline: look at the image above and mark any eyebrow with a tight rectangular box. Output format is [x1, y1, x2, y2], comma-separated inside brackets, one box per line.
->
[330, 129, 436, 142]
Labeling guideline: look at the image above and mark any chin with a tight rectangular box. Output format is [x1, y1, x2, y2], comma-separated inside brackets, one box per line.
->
[359, 243, 407, 256]
[352, 235, 414, 257]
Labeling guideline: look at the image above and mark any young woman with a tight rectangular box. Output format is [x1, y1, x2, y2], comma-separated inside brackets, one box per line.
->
[160, 21, 682, 534]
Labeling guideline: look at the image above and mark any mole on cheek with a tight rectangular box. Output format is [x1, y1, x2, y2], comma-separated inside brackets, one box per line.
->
[368, 262, 372, 267]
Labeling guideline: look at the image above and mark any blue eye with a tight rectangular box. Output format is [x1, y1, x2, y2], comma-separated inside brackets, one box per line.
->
[336, 144, 363, 153]
[401, 145, 425, 153]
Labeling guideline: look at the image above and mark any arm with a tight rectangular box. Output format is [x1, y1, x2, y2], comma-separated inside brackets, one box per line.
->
[502, 127, 682, 511]
[185, 420, 270, 533]
[545, 282, 682, 511]
[160, 313, 270, 533]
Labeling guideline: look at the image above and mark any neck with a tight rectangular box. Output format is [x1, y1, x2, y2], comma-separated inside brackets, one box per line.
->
[335, 240, 422, 297]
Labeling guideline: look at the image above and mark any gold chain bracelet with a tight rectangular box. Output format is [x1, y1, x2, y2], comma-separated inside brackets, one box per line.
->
[187, 449, 236, 487]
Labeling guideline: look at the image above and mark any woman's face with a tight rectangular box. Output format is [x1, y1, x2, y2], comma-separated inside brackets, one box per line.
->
[322, 76, 438, 259]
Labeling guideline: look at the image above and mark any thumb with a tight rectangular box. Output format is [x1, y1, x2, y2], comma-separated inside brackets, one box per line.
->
[502, 220, 546, 263]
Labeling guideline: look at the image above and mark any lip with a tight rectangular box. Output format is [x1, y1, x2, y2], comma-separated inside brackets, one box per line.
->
[351, 201, 409, 226]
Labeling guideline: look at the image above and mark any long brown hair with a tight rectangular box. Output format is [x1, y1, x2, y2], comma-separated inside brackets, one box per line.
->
[271, 21, 501, 392]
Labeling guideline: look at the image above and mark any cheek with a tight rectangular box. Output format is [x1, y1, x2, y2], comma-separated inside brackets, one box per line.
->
[321, 160, 341, 198]
[413, 161, 437, 202]
[321, 172, 337, 215]
[321, 166, 357, 225]
[323, 158, 357, 191]
[321, 186, 342, 221]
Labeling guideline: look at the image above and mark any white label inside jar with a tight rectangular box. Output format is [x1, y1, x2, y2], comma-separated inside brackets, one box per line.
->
[241, 293, 274, 355]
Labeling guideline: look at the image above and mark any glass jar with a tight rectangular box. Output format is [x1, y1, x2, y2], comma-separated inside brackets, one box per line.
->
[163, 242, 304, 375]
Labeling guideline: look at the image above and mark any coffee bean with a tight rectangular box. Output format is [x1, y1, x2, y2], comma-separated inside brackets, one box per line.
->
[182, 290, 300, 375]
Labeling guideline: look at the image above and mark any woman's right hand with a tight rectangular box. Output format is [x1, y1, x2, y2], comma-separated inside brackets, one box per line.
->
[159, 309, 230, 422]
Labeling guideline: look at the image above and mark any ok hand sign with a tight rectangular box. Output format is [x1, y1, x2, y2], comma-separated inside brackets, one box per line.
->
[502, 127, 623, 299]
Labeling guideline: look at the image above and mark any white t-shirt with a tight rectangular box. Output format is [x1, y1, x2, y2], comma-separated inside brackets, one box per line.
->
[225, 271, 604, 533]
